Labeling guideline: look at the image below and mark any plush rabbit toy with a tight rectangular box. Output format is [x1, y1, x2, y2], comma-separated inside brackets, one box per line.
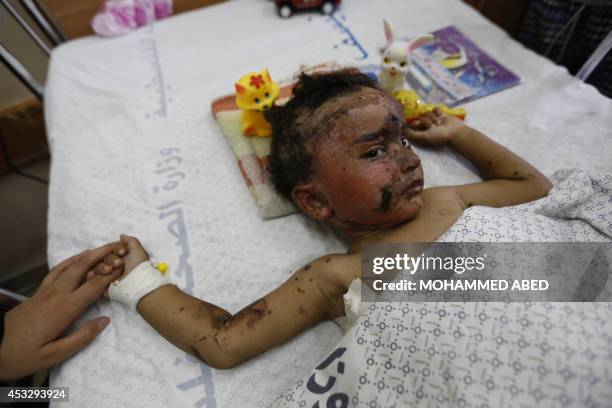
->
[379, 19, 433, 94]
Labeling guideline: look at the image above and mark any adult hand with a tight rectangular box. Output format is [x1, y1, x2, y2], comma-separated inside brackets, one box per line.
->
[0, 243, 125, 381]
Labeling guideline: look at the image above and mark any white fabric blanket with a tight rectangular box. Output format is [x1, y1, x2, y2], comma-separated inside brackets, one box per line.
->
[45, 0, 612, 406]
[271, 169, 612, 407]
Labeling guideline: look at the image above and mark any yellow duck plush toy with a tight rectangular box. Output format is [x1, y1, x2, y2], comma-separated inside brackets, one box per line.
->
[235, 69, 280, 137]
[394, 89, 466, 123]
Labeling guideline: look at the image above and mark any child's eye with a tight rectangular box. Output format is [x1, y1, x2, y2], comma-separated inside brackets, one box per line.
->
[254, 97, 260, 104]
[400, 61, 407, 67]
[363, 146, 386, 159]
[401, 137, 410, 148]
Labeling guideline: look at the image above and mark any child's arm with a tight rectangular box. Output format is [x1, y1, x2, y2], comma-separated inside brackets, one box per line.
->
[120, 235, 358, 369]
[409, 109, 552, 207]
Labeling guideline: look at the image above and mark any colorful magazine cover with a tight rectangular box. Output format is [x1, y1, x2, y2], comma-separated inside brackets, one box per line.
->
[406, 25, 521, 106]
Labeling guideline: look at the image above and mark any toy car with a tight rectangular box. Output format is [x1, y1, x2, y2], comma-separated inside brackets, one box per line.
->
[275, 0, 341, 18]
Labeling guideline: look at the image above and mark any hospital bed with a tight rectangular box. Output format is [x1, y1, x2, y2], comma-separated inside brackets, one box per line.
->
[45, 0, 612, 406]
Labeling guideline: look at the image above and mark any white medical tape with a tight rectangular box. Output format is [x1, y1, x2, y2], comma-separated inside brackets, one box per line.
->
[108, 260, 173, 309]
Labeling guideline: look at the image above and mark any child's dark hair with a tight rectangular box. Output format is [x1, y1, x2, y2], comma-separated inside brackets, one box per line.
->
[265, 69, 378, 202]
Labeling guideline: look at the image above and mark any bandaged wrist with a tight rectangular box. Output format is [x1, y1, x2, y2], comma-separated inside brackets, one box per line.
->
[108, 260, 173, 309]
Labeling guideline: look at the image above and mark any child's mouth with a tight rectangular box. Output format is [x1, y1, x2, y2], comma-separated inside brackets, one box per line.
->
[374, 179, 423, 213]
[402, 179, 423, 199]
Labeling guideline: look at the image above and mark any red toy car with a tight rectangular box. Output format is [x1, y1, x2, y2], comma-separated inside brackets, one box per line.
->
[275, 0, 341, 18]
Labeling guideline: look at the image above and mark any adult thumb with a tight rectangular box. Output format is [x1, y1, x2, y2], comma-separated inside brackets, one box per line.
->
[42, 317, 110, 367]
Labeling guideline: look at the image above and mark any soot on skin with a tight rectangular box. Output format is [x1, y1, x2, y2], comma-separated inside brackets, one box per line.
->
[373, 184, 393, 213]
[217, 298, 269, 329]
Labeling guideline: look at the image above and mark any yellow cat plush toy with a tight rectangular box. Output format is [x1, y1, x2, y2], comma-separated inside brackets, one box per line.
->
[235, 69, 280, 137]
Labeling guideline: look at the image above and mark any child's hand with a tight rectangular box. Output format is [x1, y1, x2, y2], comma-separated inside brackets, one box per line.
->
[87, 235, 149, 282]
[408, 108, 467, 146]
[117, 234, 150, 274]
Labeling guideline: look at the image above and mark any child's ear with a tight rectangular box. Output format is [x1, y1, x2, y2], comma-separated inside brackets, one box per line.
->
[292, 183, 332, 220]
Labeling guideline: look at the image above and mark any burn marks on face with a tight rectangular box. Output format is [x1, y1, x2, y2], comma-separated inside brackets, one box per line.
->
[310, 89, 399, 139]
[373, 183, 393, 213]
[354, 113, 402, 147]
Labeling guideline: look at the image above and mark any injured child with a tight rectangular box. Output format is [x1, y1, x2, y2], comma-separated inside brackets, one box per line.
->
[93, 70, 552, 369]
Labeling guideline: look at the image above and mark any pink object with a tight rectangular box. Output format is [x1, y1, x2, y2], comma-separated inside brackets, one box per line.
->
[92, 0, 173, 38]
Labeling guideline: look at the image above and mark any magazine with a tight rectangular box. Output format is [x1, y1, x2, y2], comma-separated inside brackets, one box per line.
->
[406, 25, 521, 106]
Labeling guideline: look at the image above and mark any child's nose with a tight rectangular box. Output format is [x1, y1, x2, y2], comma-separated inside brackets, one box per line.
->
[390, 143, 420, 172]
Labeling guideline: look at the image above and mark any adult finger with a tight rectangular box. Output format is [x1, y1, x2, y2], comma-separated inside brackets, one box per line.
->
[93, 261, 114, 276]
[41, 251, 89, 288]
[57, 242, 123, 290]
[41, 317, 111, 367]
[104, 253, 123, 269]
[75, 268, 124, 303]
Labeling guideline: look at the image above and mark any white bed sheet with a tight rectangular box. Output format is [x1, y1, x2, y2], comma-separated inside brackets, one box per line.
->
[45, 0, 612, 406]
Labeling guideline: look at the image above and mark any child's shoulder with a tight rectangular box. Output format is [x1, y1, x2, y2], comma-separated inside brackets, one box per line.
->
[386, 186, 465, 243]
[310, 253, 361, 288]
[422, 186, 466, 213]
[293, 253, 359, 318]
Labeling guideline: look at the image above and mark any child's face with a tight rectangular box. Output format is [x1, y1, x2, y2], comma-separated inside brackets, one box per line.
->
[309, 88, 424, 227]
